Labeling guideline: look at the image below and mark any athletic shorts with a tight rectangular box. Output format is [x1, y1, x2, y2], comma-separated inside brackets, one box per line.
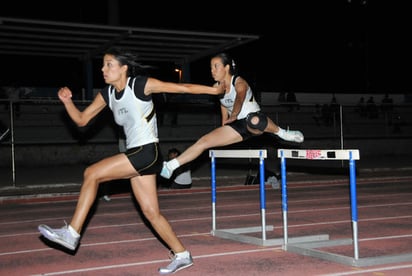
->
[125, 142, 164, 176]
[227, 117, 261, 140]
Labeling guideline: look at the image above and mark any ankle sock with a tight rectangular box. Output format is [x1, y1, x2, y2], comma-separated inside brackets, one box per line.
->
[68, 225, 80, 237]
[275, 127, 286, 138]
[175, 250, 190, 258]
[167, 158, 180, 171]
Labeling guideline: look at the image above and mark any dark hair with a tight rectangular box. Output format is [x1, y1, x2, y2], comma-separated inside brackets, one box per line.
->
[213, 52, 238, 75]
[168, 148, 181, 156]
[104, 47, 151, 77]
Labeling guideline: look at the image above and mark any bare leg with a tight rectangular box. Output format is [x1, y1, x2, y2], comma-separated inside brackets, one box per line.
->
[70, 154, 137, 233]
[263, 115, 304, 143]
[245, 113, 304, 141]
[130, 175, 185, 253]
[176, 125, 242, 167]
[160, 116, 302, 179]
[37, 153, 139, 251]
[264, 116, 280, 133]
[160, 126, 242, 179]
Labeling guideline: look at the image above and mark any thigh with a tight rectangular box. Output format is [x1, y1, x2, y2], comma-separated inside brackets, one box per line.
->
[200, 125, 243, 147]
[130, 175, 159, 212]
[87, 154, 137, 183]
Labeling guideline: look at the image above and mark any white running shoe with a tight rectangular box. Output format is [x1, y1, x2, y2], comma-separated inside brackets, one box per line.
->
[101, 195, 111, 202]
[160, 162, 173, 179]
[280, 130, 304, 143]
[158, 251, 193, 274]
[38, 223, 79, 251]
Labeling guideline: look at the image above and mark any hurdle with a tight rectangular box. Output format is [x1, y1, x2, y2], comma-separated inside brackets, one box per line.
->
[278, 148, 412, 267]
[209, 149, 328, 246]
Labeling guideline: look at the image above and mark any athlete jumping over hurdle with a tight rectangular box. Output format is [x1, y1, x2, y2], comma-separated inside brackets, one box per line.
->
[161, 52, 304, 179]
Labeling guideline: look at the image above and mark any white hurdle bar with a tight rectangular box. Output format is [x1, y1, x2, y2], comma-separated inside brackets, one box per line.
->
[209, 149, 271, 245]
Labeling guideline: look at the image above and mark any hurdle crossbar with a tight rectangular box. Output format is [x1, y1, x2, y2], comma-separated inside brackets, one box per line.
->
[279, 149, 360, 160]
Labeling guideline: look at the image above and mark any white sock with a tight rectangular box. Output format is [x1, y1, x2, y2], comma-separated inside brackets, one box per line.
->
[175, 250, 190, 258]
[167, 158, 180, 171]
[275, 127, 286, 138]
[68, 225, 80, 237]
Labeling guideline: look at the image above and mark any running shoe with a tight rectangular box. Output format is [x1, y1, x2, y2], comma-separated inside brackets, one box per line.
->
[101, 195, 111, 202]
[38, 223, 79, 251]
[281, 130, 304, 143]
[159, 251, 193, 274]
[160, 161, 173, 179]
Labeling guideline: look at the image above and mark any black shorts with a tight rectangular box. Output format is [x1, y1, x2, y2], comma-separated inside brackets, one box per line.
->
[227, 117, 261, 140]
[125, 142, 164, 176]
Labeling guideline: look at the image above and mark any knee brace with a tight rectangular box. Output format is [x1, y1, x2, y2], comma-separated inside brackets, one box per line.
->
[246, 112, 268, 131]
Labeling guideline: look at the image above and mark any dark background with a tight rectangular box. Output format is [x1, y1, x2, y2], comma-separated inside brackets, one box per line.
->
[1, 1, 411, 95]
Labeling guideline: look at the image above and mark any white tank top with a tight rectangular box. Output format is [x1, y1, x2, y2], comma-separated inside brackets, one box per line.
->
[107, 77, 159, 149]
[219, 75, 260, 119]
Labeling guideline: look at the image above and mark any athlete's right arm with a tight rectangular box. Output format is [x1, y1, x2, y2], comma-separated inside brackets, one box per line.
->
[220, 105, 228, 126]
[58, 87, 107, 127]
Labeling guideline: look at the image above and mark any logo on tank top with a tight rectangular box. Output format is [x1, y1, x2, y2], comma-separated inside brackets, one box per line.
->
[224, 99, 233, 105]
[118, 108, 128, 115]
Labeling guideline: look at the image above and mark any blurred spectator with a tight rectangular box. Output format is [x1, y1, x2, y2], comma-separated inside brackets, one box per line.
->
[277, 92, 286, 103]
[393, 114, 402, 133]
[312, 104, 323, 126]
[329, 95, 340, 123]
[366, 96, 378, 119]
[286, 91, 299, 111]
[321, 103, 332, 126]
[355, 96, 366, 117]
[380, 93, 394, 125]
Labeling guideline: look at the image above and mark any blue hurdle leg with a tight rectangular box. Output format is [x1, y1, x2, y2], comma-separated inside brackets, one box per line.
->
[211, 153, 216, 231]
[349, 151, 359, 259]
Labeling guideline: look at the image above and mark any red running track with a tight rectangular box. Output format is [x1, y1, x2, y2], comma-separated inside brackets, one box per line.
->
[1, 175, 412, 275]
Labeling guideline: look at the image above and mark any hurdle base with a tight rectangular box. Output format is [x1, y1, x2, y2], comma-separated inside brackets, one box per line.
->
[211, 226, 329, 246]
[286, 239, 412, 267]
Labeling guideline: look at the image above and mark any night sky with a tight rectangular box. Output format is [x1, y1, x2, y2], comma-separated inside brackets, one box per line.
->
[1, 1, 411, 95]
